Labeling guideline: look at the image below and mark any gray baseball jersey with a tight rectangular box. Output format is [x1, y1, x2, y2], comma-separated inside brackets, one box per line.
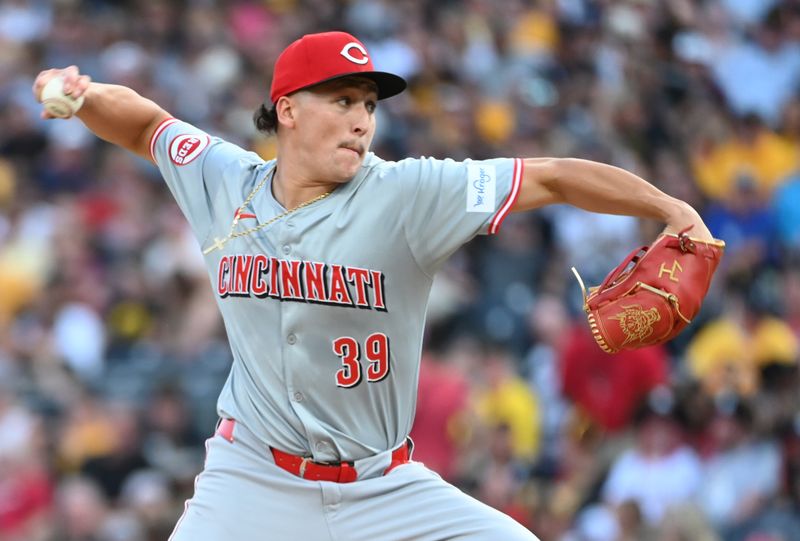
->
[150, 118, 522, 463]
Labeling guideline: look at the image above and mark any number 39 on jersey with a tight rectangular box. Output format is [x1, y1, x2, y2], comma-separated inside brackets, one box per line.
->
[332, 333, 390, 388]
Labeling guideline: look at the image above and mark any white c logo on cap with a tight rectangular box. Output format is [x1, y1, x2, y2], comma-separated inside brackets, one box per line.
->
[340, 42, 369, 65]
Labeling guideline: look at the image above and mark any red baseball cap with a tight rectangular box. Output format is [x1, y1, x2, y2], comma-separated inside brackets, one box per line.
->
[269, 31, 407, 104]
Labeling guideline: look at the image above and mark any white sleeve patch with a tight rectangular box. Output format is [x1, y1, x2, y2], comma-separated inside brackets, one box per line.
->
[169, 134, 210, 166]
[466, 163, 496, 213]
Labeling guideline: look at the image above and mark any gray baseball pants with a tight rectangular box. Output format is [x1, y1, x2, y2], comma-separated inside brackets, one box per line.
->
[168, 419, 539, 541]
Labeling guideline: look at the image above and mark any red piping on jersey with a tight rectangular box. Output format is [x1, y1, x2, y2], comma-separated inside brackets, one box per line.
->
[149, 117, 179, 162]
[489, 158, 523, 235]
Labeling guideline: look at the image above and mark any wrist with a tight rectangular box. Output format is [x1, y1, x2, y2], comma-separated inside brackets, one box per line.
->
[661, 199, 714, 240]
[74, 82, 100, 119]
[661, 198, 696, 226]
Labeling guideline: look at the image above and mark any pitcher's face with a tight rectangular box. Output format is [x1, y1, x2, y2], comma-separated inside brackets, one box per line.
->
[288, 77, 378, 183]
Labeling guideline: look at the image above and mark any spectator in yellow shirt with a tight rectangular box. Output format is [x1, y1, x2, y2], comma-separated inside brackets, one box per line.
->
[692, 115, 798, 202]
[474, 345, 542, 462]
[687, 292, 798, 397]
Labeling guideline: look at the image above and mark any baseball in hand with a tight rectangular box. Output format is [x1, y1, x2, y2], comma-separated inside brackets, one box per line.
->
[40, 76, 84, 118]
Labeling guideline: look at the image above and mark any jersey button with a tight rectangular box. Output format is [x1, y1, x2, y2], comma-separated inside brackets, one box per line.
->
[287, 334, 297, 345]
[282, 245, 291, 255]
[293, 392, 304, 402]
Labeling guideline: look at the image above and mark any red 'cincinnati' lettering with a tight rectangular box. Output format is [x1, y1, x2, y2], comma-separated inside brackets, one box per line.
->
[269, 257, 280, 298]
[328, 265, 354, 306]
[217, 257, 231, 297]
[304, 262, 326, 301]
[371, 270, 386, 311]
[251, 255, 269, 297]
[280, 260, 304, 300]
[214, 255, 387, 311]
[346, 267, 371, 308]
[233, 255, 253, 294]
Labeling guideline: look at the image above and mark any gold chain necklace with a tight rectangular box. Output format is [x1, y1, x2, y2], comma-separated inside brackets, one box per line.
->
[202, 170, 331, 255]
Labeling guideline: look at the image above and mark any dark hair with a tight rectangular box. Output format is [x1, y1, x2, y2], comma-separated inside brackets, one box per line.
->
[253, 103, 278, 135]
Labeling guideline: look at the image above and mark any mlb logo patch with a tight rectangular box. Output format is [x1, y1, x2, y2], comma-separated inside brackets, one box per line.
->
[466, 163, 496, 213]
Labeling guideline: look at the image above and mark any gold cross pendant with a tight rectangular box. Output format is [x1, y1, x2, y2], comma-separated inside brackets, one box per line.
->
[202, 236, 227, 255]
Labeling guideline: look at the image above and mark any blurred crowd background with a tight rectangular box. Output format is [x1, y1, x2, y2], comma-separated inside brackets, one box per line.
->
[0, 0, 799, 540]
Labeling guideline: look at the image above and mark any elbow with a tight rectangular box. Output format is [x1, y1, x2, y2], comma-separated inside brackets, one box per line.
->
[134, 108, 172, 162]
[523, 157, 569, 204]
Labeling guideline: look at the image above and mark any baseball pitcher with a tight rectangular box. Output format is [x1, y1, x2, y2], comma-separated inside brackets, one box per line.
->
[33, 31, 714, 541]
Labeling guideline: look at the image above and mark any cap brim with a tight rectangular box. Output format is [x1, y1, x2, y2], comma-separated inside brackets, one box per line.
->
[294, 71, 407, 101]
[360, 71, 407, 100]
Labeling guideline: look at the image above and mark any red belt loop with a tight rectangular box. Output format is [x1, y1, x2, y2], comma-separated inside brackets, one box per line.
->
[216, 418, 235, 443]
[337, 462, 358, 483]
[383, 437, 413, 476]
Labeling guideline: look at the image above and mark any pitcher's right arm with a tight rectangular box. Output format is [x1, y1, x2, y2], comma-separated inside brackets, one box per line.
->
[33, 65, 170, 163]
